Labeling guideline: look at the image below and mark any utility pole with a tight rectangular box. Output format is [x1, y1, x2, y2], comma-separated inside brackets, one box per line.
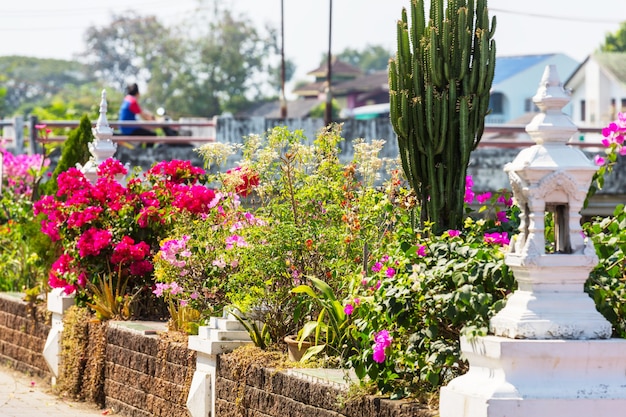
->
[280, 0, 287, 118]
[324, 0, 333, 126]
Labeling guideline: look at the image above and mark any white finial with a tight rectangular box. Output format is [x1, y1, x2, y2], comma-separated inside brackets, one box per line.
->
[525, 65, 578, 145]
[94, 89, 114, 140]
[80, 89, 123, 183]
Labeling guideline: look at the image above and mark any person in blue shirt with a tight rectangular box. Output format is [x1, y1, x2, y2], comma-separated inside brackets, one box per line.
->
[118, 83, 156, 136]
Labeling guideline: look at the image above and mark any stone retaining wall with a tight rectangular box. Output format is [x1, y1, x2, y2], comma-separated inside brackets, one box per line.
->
[0, 293, 50, 378]
[216, 353, 437, 417]
[0, 294, 436, 417]
[104, 324, 196, 417]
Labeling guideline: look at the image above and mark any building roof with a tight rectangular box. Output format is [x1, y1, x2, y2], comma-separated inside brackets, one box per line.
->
[492, 54, 558, 85]
[332, 70, 388, 95]
[307, 57, 362, 78]
[593, 52, 626, 88]
[292, 81, 326, 97]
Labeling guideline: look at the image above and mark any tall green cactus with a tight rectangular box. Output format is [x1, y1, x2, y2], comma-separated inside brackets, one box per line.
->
[389, 0, 496, 233]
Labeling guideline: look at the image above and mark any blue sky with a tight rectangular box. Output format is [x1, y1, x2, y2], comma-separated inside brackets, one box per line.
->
[1, 0, 625, 84]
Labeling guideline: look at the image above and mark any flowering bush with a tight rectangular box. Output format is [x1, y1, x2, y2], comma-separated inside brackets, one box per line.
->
[33, 158, 214, 319]
[0, 142, 52, 292]
[585, 112, 626, 338]
[155, 125, 404, 341]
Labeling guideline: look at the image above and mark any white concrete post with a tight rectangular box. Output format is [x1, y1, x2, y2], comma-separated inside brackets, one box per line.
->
[79, 89, 119, 184]
[439, 65, 626, 417]
[186, 311, 253, 417]
[43, 288, 75, 384]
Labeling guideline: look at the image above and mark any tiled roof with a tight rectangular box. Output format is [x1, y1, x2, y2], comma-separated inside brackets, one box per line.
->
[307, 58, 362, 78]
[492, 54, 557, 85]
[593, 52, 626, 87]
[292, 81, 326, 97]
[333, 70, 389, 95]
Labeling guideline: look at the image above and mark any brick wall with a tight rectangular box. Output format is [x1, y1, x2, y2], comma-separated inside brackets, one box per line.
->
[0, 293, 50, 378]
[216, 353, 437, 417]
[104, 325, 196, 417]
[0, 295, 436, 417]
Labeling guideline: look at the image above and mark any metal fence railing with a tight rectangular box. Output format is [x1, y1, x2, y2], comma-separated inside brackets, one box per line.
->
[0, 116, 605, 155]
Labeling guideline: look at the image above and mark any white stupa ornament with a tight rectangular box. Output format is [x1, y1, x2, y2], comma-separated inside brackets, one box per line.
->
[491, 65, 610, 339]
[440, 64, 626, 417]
[80, 89, 120, 183]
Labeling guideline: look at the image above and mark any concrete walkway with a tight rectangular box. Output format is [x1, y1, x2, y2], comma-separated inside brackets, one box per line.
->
[0, 364, 106, 416]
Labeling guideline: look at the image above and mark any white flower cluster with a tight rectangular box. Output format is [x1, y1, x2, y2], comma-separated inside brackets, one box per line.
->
[353, 138, 386, 185]
[195, 142, 242, 169]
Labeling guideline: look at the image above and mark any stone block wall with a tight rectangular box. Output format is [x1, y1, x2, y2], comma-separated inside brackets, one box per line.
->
[0, 295, 437, 417]
[216, 353, 436, 417]
[104, 325, 196, 417]
[0, 293, 50, 378]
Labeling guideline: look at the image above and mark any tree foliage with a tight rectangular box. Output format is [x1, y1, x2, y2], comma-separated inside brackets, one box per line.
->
[0, 56, 96, 116]
[82, 4, 289, 118]
[600, 21, 626, 52]
[334, 44, 393, 73]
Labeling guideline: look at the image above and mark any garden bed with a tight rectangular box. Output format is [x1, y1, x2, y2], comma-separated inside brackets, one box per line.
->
[0, 293, 438, 417]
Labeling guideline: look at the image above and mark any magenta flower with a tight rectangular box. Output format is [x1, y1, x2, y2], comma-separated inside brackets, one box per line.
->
[447, 230, 460, 238]
[484, 232, 510, 246]
[496, 211, 509, 223]
[225, 234, 248, 249]
[417, 245, 427, 256]
[372, 329, 392, 363]
[344, 303, 354, 315]
[476, 192, 492, 204]
[371, 262, 383, 273]
[385, 267, 396, 278]
[594, 155, 606, 166]
[153, 282, 169, 297]
[497, 194, 513, 207]
[77, 228, 112, 257]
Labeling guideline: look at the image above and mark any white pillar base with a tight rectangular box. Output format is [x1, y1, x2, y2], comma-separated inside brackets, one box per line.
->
[186, 313, 253, 417]
[43, 289, 74, 382]
[439, 336, 626, 417]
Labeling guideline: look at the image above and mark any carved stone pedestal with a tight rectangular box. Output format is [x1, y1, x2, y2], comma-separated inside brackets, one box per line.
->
[439, 65, 622, 416]
[440, 336, 626, 417]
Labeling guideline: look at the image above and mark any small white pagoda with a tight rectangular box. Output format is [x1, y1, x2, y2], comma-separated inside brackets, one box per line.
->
[79, 89, 119, 183]
[439, 65, 626, 416]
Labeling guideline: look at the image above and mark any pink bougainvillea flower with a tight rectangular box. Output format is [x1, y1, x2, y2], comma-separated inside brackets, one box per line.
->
[153, 282, 169, 297]
[385, 267, 396, 278]
[447, 230, 461, 238]
[77, 228, 112, 257]
[371, 262, 383, 273]
[169, 281, 183, 296]
[497, 194, 513, 207]
[476, 192, 492, 204]
[484, 232, 510, 246]
[594, 155, 606, 166]
[496, 210, 509, 223]
[225, 234, 248, 249]
[96, 158, 128, 178]
[372, 329, 392, 363]
[417, 245, 427, 256]
[601, 138, 611, 147]
[344, 303, 354, 316]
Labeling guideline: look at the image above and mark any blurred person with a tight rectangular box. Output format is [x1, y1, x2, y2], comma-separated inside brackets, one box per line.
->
[118, 83, 156, 136]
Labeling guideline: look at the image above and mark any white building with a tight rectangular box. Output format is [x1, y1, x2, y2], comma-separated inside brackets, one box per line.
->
[486, 53, 579, 124]
[565, 52, 626, 128]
